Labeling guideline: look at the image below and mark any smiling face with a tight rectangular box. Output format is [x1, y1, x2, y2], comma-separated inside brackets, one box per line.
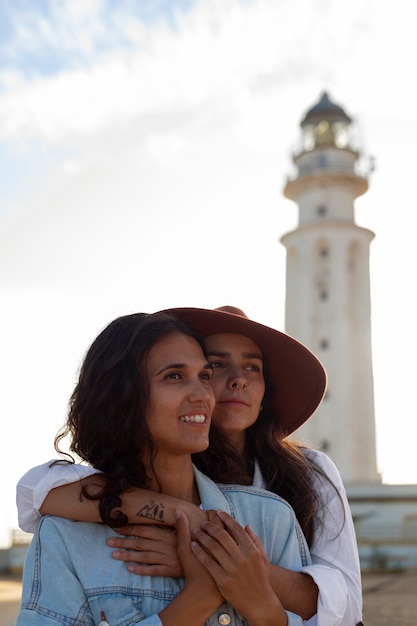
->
[205, 333, 265, 449]
[144, 332, 215, 460]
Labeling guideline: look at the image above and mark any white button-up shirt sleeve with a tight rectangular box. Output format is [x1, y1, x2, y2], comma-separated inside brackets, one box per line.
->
[301, 449, 362, 626]
[253, 450, 362, 626]
[16, 460, 101, 533]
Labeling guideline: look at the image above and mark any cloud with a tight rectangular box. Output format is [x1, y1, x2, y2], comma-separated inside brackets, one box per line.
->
[0, 0, 378, 146]
[0, 0, 403, 297]
[0, 0, 196, 81]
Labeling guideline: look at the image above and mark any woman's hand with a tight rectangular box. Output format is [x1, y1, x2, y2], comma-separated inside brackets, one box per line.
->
[175, 510, 223, 605]
[190, 510, 287, 626]
[157, 510, 224, 626]
[107, 509, 220, 577]
[108, 524, 183, 577]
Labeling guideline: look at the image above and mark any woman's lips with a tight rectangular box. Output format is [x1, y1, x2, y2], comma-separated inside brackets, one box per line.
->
[219, 397, 249, 406]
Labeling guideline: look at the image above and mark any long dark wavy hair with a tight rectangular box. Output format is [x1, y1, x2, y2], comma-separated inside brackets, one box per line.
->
[193, 360, 341, 547]
[54, 312, 207, 527]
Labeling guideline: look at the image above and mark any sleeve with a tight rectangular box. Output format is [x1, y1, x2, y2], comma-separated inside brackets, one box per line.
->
[301, 450, 363, 626]
[16, 460, 101, 533]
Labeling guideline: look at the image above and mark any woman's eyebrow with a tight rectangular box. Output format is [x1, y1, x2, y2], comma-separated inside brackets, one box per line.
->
[242, 352, 263, 360]
[155, 362, 213, 375]
[155, 362, 186, 375]
[206, 350, 262, 360]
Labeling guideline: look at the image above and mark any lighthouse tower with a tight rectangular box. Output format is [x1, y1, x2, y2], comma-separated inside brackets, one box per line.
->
[281, 92, 380, 484]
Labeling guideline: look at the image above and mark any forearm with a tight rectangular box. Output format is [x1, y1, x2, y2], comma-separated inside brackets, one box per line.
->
[269, 564, 318, 620]
[158, 583, 221, 626]
[160, 587, 286, 626]
[40, 477, 104, 520]
[119, 489, 205, 528]
[244, 596, 287, 626]
[40, 477, 205, 527]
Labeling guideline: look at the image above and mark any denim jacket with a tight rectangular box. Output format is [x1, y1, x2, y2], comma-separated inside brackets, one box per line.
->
[17, 467, 310, 626]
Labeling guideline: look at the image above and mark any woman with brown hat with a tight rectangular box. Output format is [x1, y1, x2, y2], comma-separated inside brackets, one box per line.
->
[17, 306, 362, 625]
[16, 311, 310, 626]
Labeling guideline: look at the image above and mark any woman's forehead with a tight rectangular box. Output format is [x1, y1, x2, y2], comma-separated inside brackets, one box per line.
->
[205, 332, 262, 356]
[146, 332, 206, 371]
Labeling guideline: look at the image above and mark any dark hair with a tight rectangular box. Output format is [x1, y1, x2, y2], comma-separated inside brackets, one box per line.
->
[54, 312, 206, 526]
[193, 357, 341, 547]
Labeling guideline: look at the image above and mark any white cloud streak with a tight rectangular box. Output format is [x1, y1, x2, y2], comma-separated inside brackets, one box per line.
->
[0, 0, 377, 144]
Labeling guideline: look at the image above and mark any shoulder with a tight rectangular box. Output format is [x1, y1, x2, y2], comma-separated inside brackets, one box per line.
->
[38, 515, 108, 540]
[217, 484, 309, 565]
[18, 459, 100, 488]
[218, 483, 296, 511]
[302, 448, 344, 487]
[38, 515, 85, 532]
[195, 466, 296, 513]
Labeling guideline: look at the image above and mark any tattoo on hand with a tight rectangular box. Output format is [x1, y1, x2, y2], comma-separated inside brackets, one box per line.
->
[136, 500, 166, 523]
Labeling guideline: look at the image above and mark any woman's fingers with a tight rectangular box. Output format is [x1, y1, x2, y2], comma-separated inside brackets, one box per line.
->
[191, 510, 283, 623]
[108, 525, 177, 559]
[175, 510, 224, 607]
[192, 510, 260, 562]
[244, 522, 270, 566]
[112, 524, 175, 540]
[174, 510, 191, 549]
[107, 524, 183, 576]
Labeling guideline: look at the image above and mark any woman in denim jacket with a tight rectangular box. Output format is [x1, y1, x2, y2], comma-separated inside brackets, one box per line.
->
[17, 311, 312, 626]
[18, 307, 363, 624]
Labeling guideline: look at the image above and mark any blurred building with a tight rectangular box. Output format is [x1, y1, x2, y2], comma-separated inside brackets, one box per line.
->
[0, 530, 31, 575]
[282, 92, 417, 569]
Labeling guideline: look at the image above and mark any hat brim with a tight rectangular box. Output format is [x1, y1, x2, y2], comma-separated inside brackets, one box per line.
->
[161, 307, 327, 435]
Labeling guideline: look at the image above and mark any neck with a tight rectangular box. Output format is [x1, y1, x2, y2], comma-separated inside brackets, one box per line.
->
[148, 455, 200, 505]
[222, 429, 246, 452]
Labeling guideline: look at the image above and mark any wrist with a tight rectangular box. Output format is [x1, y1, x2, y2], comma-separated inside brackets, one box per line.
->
[245, 598, 287, 626]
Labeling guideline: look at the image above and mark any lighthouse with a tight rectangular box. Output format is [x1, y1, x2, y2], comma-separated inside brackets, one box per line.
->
[281, 92, 380, 484]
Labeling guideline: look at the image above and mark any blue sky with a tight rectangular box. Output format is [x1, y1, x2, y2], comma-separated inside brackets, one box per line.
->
[0, 0, 198, 80]
[1, 0, 417, 546]
[0, 0, 200, 207]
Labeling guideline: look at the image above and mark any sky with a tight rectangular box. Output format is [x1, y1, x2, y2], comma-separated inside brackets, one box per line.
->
[1, 0, 417, 547]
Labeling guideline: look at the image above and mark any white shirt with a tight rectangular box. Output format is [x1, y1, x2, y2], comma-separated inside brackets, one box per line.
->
[16, 449, 362, 626]
[253, 449, 362, 626]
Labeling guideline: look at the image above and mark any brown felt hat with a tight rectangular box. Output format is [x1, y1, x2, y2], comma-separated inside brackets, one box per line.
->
[161, 306, 327, 435]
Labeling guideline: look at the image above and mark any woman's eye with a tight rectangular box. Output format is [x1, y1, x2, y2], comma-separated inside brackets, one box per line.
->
[166, 372, 181, 380]
[200, 371, 212, 381]
[208, 361, 224, 369]
[246, 364, 261, 372]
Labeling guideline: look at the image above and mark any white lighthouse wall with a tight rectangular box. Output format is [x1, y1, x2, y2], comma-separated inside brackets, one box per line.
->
[282, 223, 380, 483]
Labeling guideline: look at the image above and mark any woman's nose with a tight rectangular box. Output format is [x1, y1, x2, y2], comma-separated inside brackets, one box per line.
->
[190, 379, 215, 403]
[231, 381, 248, 390]
[228, 371, 249, 390]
